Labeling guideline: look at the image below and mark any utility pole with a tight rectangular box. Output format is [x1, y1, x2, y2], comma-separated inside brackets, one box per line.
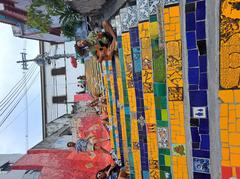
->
[20, 49, 29, 152]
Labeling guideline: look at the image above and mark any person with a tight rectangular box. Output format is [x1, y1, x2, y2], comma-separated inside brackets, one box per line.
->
[77, 75, 86, 81]
[96, 163, 128, 179]
[67, 135, 110, 154]
[75, 20, 117, 63]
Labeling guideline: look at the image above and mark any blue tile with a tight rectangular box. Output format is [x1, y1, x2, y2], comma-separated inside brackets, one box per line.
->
[200, 135, 210, 150]
[192, 149, 210, 158]
[194, 173, 210, 179]
[186, 0, 197, 2]
[186, 12, 196, 31]
[186, 32, 197, 49]
[188, 68, 199, 85]
[199, 55, 207, 73]
[199, 73, 208, 89]
[188, 50, 199, 67]
[189, 84, 199, 90]
[189, 90, 208, 107]
[196, 1, 206, 21]
[199, 129, 209, 134]
[191, 127, 200, 142]
[199, 118, 209, 130]
[196, 21, 206, 40]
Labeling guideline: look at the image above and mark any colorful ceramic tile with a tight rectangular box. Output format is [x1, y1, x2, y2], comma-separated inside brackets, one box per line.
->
[120, 8, 129, 32]
[128, 6, 138, 28]
[111, 19, 116, 28]
[115, 15, 122, 36]
[164, 0, 179, 6]
[193, 157, 210, 174]
[137, 0, 150, 22]
[149, 0, 160, 15]
[172, 144, 186, 156]
[157, 127, 169, 148]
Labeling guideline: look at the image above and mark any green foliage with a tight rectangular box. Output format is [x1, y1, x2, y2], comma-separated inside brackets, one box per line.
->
[27, 0, 83, 38]
[58, 5, 83, 38]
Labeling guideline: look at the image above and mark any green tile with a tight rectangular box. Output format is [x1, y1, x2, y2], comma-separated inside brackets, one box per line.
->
[150, 15, 157, 22]
[159, 148, 170, 155]
[164, 155, 171, 166]
[160, 166, 171, 173]
[161, 109, 168, 121]
[158, 120, 169, 127]
[159, 154, 165, 166]
[160, 96, 167, 108]
[155, 96, 161, 109]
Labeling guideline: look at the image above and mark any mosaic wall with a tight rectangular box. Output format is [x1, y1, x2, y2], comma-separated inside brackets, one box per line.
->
[219, 0, 240, 178]
[163, 3, 188, 179]
[185, 0, 211, 178]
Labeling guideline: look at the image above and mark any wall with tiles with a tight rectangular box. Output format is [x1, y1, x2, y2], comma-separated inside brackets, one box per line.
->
[164, 3, 188, 179]
[219, 0, 240, 178]
[101, 0, 240, 179]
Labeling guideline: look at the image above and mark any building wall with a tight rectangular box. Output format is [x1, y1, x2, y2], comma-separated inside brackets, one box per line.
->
[43, 41, 85, 123]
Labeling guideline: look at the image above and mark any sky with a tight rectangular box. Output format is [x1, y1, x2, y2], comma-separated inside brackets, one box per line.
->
[0, 23, 42, 154]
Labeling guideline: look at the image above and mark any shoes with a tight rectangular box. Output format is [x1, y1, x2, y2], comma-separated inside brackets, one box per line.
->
[110, 150, 122, 167]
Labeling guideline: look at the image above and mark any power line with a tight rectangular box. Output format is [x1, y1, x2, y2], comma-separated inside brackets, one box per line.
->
[0, 63, 35, 107]
[0, 93, 40, 135]
[0, 66, 37, 115]
[0, 71, 40, 128]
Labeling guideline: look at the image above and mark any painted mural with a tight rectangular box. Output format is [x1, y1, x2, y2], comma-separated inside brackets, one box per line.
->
[220, 0, 240, 178]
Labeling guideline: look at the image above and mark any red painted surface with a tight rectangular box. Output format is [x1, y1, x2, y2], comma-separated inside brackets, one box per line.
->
[74, 94, 93, 102]
[13, 94, 113, 179]
[222, 166, 232, 179]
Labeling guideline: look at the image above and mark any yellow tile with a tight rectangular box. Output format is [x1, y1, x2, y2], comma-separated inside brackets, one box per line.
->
[230, 147, 240, 154]
[230, 154, 240, 166]
[222, 160, 231, 166]
[232, 167, 237, 177]
[169, 6, 180, 17]
[234, 90, 240, 103]
[229, 108, 236, 123]
[219, 90, 234, 103]
[220, 104, 229, 117]
[222, 148, 230, 160]
[221, 130, 229, 143]
[236, 105, 240, 118]
[229, 133, 240, 146]
[229, 123, 236, 132]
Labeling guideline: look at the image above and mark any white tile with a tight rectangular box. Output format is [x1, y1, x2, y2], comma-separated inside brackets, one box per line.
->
[137, 0, 150, 22]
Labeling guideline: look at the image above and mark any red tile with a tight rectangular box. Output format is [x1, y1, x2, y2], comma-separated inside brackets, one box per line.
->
[222, 166, 232, 179]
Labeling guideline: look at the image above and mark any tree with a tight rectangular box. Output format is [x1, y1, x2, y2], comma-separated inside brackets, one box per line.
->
[27, 0, 83, 38]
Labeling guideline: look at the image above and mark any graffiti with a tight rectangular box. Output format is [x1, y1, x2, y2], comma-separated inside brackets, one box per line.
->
[220, 0, 240, 89]
[168, 87, 183, 101]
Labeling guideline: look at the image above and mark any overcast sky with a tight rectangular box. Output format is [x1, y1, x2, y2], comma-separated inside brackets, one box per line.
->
[0, 23, 42, 154]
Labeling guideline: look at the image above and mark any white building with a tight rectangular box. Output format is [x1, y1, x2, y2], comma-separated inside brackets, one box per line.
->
[40, 41, 85, 138]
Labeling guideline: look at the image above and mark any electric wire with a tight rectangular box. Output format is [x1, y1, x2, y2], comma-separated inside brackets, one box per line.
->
[0, 65, 37, 116]
[0, 71, 40, 128]
[0, 93, 40, 135]
[0, 63, 35, 107]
